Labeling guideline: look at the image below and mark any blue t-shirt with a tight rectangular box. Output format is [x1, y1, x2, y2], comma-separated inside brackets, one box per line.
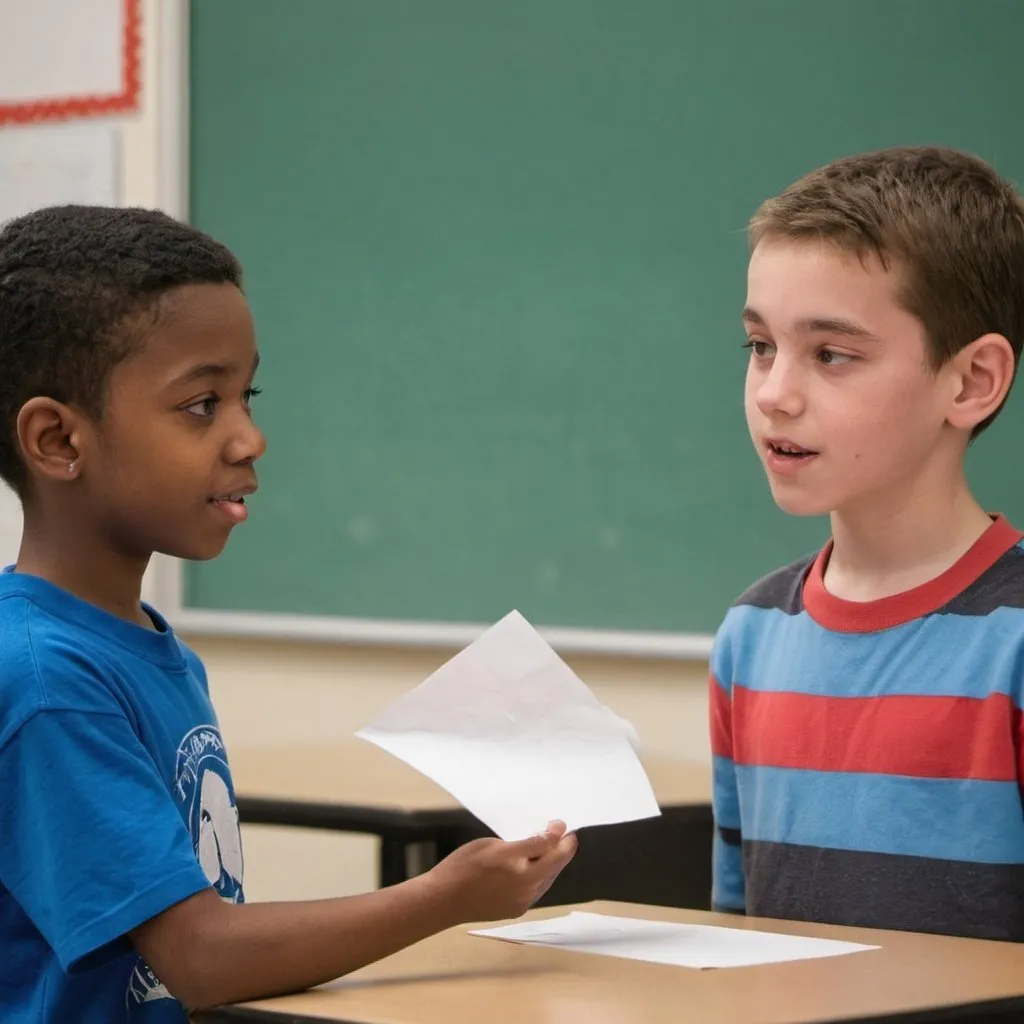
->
[0, 569, 245, 1022]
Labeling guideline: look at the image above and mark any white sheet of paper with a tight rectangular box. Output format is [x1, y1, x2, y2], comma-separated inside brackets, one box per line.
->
[356, 610, 660, 840]
[471, 912, 879, 969]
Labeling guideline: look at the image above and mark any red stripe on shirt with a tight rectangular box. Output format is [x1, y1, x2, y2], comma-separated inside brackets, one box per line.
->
[731, 685, 1019, 781]
[710, 674, 732, 759]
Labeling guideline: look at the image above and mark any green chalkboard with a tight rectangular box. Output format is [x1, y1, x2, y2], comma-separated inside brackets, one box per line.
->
[186, 0, 1024, 634]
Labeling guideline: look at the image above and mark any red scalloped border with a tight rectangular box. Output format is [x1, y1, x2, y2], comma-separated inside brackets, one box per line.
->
[0, 0, 142, 127]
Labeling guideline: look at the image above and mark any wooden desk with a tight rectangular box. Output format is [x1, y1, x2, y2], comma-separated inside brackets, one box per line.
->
[229, 743, 713, 909]
[194, 900, 1024, 1024]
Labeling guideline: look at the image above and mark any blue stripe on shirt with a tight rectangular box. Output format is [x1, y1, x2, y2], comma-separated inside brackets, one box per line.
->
[720, 603, 1024, 702]
[735, 764, 1024, 864]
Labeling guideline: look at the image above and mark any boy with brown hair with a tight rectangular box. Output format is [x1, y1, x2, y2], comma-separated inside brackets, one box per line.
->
[711, 146, 1024, 939]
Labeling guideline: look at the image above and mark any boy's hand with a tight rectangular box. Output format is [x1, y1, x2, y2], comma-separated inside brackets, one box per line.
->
[424, 820, 577, 925]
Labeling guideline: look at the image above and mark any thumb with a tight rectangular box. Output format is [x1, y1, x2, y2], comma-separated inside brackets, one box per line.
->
[509, 821, 566, 858]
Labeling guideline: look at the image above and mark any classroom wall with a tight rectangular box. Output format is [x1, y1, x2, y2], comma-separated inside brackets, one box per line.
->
[41, 0, 713, 903]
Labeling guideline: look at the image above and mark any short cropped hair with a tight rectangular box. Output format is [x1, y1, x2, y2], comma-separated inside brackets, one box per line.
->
[750, 146, 1024, 437]
[0, 205, 242, 492]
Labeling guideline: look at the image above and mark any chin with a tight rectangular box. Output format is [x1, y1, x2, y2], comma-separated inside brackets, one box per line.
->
[192, 542, 231, 561]
[164, 537, 231, 562]
[767, 483, 833, 518]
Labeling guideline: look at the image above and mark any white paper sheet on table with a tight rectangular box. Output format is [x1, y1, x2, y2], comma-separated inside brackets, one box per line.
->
[471, 912, 879, 969]
[356, 610, 660, 840]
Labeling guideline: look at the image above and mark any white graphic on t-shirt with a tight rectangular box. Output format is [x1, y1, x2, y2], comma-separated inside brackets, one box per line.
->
[197, 768, 245, 893]
[126, 724, 244, 1015]
[125, 963, 171, 1005]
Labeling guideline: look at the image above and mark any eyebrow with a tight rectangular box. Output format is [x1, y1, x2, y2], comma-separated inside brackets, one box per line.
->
[742, 307, 882, 342]
[171, 352, 261, 387]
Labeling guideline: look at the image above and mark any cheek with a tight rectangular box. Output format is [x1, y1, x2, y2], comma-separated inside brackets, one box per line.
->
[836, 377, 941, 461]
[743, 365, 760, 422]
[101, 443, 194, 509]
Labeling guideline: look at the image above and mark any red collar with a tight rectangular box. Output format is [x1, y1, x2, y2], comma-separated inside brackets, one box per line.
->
[802, 514, 1023, 633]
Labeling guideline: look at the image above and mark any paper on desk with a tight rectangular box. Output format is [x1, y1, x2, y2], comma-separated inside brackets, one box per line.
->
[356, 610, 660, 840]
[471, 912, 879, 969]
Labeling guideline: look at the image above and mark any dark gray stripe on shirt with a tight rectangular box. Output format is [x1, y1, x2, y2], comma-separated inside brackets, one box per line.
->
[733, 555, 814, 616]
[732, 544, 1024, 620]
[744, 840, 1024, 941]
[937, 545, 1024, 616]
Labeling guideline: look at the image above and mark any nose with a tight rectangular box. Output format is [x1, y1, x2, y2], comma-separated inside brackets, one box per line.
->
[226, 412, 267, 466]
[754, 354, 805, 419]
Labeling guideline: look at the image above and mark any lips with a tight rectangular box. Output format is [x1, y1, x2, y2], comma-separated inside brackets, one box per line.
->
[765, 438, 818, 457]
[208, 483, 257, 525]
[209, 483, 257, 504]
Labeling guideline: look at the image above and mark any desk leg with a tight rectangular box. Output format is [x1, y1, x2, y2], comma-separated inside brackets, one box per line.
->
[379, 839, 407, 887]
[405, 840, 440, 878]
[378, 839, 440, 887]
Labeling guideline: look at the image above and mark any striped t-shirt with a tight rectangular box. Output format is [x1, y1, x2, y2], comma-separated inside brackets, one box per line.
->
[710, 514, 1024, 940]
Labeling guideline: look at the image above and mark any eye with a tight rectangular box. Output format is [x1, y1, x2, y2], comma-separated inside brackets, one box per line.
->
[184, 396, 218, 419]
[818, 348, 856, 366]
[243, 385, 263, 407]
[741, 339, 775, 359]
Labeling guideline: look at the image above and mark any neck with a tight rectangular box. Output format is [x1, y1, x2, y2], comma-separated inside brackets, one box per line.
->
[16, 509, 152, 626]
[825, 460, 992, 602]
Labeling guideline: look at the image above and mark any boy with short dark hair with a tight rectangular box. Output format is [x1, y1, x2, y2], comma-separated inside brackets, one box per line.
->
[0, 205, 576, 1022]
[712, 146, 1024, 940]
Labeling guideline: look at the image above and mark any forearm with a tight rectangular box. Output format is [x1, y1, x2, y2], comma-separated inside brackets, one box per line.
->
[140, 875, 455, 1011]
[134, 826, 576, 1011]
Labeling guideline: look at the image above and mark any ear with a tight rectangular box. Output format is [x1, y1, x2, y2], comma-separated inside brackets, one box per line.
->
[16, 397, 90, 483]
[945, 333, 1016, 432]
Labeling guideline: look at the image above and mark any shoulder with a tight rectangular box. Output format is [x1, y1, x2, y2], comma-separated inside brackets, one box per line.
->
[0, 587, 126, 738]
[0, 589, 48, 730]
[940, 538, 1024, 617]
[711, 552, 817, 683]
[730, 552, 817, 616]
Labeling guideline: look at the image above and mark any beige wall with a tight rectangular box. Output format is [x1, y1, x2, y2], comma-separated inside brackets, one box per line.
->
[125, 0, 713, 905]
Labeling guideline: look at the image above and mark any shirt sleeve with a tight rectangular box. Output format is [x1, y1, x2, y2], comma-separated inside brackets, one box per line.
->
[709, 634, 746, 914]
[0, 708, 212, 973]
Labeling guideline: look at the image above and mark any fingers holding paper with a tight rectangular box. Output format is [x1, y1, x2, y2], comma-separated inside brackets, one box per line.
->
[426, 819, 577, 925]
[521, 818, 569, 858]
[523, 820, 578, 904]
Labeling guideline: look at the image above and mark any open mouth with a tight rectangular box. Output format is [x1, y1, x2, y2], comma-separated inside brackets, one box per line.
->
[766, 440, 818, 460]
[209, 492, 252, 523]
